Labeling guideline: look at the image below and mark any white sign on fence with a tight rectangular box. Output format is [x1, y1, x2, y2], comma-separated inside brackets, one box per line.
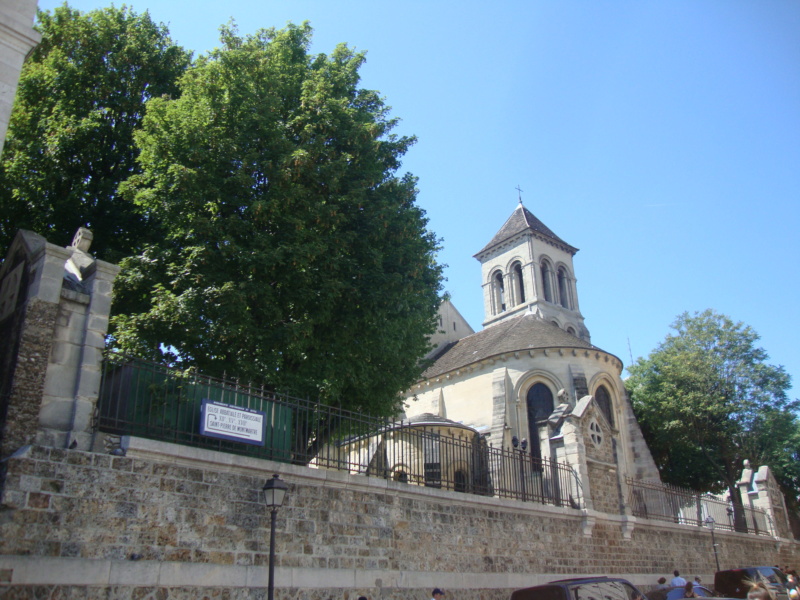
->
[200, 399, 266, 446]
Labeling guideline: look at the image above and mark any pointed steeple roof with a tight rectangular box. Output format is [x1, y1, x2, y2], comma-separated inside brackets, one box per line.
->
[475, 202, 577, 258]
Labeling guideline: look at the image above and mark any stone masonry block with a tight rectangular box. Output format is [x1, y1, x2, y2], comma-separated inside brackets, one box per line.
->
[88, 292, 113, 317]
[75, 368, 102, 399]
[83, 329, 107, 350]
[45, 341, 80, 371]
[37, 398, 74, 432]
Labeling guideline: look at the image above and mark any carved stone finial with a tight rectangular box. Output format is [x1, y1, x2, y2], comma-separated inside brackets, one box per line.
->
[71, 228, 93, 253]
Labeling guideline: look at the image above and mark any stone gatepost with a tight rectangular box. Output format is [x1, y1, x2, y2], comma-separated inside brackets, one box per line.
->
[738, 460, 793, 539]
[0, 228, 119, 458]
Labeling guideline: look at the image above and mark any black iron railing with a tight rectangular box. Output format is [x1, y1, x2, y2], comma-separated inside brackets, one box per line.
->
[626, 477, 773, 536]
[96, 353, 582, 508]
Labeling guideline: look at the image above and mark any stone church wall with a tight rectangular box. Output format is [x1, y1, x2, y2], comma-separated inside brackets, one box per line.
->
[587, 462, 622, 516]
[0, 437, 798, 599]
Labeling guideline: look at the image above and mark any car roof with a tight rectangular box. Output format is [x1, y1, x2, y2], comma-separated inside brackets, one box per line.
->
[511, 578, 642, 600]
[548, 577, 625, 584]
[718, 567, 781, 573]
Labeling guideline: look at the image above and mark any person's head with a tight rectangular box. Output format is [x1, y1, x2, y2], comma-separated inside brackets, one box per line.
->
[433, 589, 445, 600]
[747, 581, 775, 600]
[675, 571, 681, 577]
[685, 582, 695, 595]
[695, 577, 702, 584]
[658, 578, 667, 585]
[358, 597, 368, 600]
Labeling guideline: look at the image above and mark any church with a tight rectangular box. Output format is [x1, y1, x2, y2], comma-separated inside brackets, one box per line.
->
[402, 201, 661, 511]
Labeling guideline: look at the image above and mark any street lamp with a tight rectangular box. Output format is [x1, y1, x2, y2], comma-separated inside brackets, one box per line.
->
[263, 474, 289, 600]
[705, 515, 721, 572]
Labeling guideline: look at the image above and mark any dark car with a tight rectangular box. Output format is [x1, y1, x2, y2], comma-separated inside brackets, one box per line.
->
[511, 577, 648, 600]
[647, 585, 731, 600]
[714, 567, 789, 600]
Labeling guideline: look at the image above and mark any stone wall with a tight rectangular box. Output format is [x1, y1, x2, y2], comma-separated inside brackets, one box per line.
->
[0, 297, 58, 457]
[0, 437, 797, 599]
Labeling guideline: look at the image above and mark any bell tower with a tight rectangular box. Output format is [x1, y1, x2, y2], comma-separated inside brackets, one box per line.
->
[473, 201, 590, 341]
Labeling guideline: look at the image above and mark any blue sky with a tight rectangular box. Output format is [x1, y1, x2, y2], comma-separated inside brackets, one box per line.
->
[38, 0, 800, 398]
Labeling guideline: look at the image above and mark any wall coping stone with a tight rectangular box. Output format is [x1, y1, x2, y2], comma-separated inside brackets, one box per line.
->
[0, 555, 675, 590]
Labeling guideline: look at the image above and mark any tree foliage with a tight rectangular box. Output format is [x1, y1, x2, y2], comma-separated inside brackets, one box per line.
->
[0, 4, 190, 260]
[627, 309, 800, 511]
[110, 23, 444, 415]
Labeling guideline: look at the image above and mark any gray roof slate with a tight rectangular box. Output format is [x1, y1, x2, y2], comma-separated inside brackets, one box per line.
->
[420, 312, 603, 379]
[475, 203, 577, 257]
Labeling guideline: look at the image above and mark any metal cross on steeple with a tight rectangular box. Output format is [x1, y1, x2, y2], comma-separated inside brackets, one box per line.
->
[515, 185, 524, 204]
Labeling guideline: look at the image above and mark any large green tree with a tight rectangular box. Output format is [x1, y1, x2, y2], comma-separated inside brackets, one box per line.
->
[627, 309, 800, 523]
[0, 4, 190, 260]
[110, 23, 444, 416]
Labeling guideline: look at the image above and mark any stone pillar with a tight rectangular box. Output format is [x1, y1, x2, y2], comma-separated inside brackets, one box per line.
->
[0, 228, 119, 457]
[560, 410, 594, 512]
[37, 230, 120, 450]
[738, 462, 793, 539]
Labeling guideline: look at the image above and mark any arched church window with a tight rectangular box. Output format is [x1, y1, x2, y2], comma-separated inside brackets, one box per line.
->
[557, 267, 571, 309]
[540, 261, 553, 303]
[566, 326, 576, 336]
[512, 261, 525, 304]
[493, 271, 506, 314]
[526, 383, 554, 425]
[526, 383, 553, 463]
[595, 384, 614, 427]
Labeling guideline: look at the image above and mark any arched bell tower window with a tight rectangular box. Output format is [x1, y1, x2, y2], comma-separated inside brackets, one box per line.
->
[557, 266, 571, 309]
[512, 261, 525, 305]
[540, 261, 553, 303]
[492, 271, 506, 314]
[595, 384, 614, 427]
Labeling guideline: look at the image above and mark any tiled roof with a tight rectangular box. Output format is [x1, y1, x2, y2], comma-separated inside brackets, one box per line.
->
[385, 413, 479, 435]
[475, 203, 577, 257]
[420, 312, 602, 379]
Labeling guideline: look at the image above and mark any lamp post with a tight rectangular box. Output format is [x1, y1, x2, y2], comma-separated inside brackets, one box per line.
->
[263, 474, 289, 600]
[705, 516, 721, 572]
[512, 436, 528, 502]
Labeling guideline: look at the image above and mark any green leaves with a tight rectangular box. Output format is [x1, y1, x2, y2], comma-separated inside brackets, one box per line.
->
[0, 4, 191, 260]
[628, 309, 799, 505]
[3, 7, 442, 418]
[110, 22, 444, 416]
